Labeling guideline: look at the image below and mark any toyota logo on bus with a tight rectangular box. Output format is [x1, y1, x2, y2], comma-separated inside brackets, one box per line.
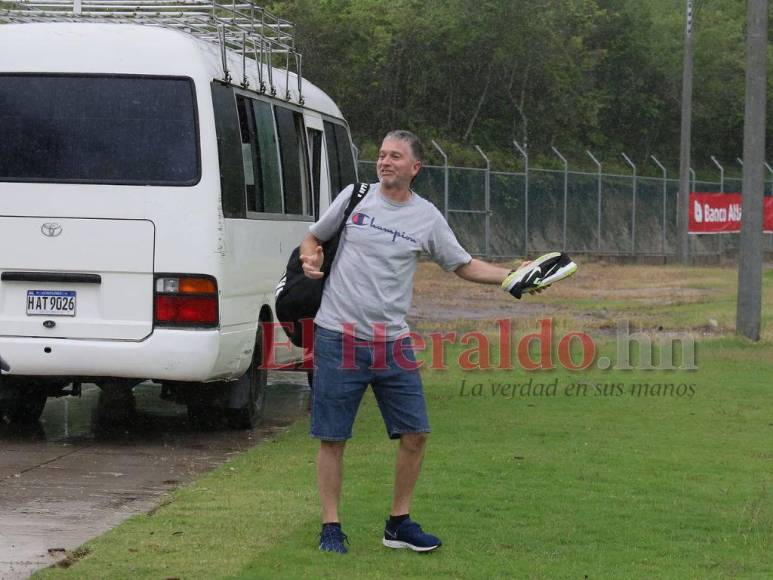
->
[41, 222, 63, 237]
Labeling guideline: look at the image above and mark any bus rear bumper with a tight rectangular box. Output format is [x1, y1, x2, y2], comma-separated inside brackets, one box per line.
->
[0, 330, 222, 382]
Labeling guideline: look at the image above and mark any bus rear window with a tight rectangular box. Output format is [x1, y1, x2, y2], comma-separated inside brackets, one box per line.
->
[0, 75, 199, 185]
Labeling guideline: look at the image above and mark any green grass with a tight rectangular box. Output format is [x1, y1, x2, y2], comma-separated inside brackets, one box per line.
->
[35, 337, 773, 579]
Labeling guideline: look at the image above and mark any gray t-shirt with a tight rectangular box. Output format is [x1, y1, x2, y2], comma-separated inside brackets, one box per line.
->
[310, 183, 472, 341]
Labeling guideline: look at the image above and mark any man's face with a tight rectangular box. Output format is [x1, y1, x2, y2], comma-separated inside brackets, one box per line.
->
[377, 138, 421, 189]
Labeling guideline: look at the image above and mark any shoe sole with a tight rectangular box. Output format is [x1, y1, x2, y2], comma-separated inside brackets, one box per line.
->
[524, 252, 577, 293]
[382, 538, 440, 552]
[537, 260, 577, 287]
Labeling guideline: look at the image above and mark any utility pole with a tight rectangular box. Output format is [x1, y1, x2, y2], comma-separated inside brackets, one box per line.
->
[736, 0, 768, 341]
[677, 0, 694, 264]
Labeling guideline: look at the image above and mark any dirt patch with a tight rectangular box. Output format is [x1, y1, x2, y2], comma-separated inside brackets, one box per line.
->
[409, 260, 742, 336]
[54, 547, 91, 569]
[410, 262, 561, 322]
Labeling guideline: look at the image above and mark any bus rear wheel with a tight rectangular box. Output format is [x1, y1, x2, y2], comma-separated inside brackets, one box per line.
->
[0, 386, 47, 424]
[227, 331, 267, 430]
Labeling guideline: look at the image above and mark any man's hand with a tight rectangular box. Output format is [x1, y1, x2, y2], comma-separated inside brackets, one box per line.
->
[300, 245, 324, 279]
[453, 258, 548, 296]
[501, 260, 542, 299]
[514, 261, 546, 293]
[502, 252, 577, 298]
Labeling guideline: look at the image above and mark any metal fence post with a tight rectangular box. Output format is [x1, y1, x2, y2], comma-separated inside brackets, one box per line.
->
[733, 160, 744, 253]
[513, 140, 529, 256]
[711, 156, 725, 261]
[475, 145, 491, 258]
[687, 166, 696, 259]
[551, 146, 568, 251]
[710, 156, 724, 192]
[587, 151, 602, 253]
[651, 155, 668, 256]
[431, 140, 449, 221]
[622, 153, 637, 255]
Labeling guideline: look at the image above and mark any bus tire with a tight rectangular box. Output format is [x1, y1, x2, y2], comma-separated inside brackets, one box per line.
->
[227, 330, 267, 430]
[0, 386, 47, 424]
[95, 381, 137, 426]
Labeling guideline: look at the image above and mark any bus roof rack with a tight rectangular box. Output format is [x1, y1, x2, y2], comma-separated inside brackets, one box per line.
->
[0, 0, 304, 102]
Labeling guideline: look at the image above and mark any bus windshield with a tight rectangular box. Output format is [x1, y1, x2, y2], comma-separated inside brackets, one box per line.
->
[0, 74, 199, 186]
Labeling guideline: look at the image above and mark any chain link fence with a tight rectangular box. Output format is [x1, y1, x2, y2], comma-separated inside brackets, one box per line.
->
[358, 161, 773, 260]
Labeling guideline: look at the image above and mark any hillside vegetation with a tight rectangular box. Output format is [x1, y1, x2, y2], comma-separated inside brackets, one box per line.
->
[269, 0, 771, 174]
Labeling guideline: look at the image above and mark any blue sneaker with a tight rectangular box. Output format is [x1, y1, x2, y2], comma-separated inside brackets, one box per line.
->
[319, 524, 349, 554]
[382, 519, 442, 552]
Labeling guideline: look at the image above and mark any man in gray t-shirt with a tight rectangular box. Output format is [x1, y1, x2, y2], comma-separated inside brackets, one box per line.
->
[310, 181, 471, 341]
[300, 130, 520, 554]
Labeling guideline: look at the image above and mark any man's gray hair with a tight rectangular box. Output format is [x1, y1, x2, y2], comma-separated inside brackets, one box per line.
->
[384, 130, 424, 162]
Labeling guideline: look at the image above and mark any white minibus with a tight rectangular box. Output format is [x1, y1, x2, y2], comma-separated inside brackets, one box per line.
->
[0, 3, 358, 428]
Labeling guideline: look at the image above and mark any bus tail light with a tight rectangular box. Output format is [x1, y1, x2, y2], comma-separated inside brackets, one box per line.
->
[154, 275, 218, 328]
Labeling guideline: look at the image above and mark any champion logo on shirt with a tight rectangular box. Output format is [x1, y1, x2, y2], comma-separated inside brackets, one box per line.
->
[351, 212, 369, 226]
[351, 212, 418, 244]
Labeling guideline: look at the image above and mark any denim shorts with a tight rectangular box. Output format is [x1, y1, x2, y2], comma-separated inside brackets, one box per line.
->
[310, 326, 430, 441]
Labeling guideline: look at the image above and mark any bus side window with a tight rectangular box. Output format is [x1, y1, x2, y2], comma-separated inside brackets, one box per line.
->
[235, 95, 283, 215]
[323, 121, 341, 198]
[275, 106, 311, 216]
[323, 121, 357, 200]
[334, 124, 357, 187]
[236, 94, 260, 211]
[211, 82, 246, 218]
[252, 100, 283, 213]
[307, 128, 323, 219]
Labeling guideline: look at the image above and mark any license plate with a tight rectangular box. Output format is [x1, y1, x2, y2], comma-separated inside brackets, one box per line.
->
[26, 290, 76, 317]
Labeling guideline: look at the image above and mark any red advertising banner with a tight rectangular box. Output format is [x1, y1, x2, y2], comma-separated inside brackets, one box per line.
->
[689, 192, 773, 234]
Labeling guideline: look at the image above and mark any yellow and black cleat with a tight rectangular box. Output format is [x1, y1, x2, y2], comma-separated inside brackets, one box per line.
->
[501, 252, 577, 299]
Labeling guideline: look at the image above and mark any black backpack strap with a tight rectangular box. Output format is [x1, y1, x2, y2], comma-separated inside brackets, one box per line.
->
[334, 182, 370, 238]
[318, 183, 370, 278]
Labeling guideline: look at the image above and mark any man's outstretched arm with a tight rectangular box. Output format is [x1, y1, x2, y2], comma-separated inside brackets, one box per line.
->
[454, 259, 512, 285]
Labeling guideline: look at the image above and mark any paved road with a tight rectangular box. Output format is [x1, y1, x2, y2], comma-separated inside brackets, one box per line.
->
[0, 372, 310, 580]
